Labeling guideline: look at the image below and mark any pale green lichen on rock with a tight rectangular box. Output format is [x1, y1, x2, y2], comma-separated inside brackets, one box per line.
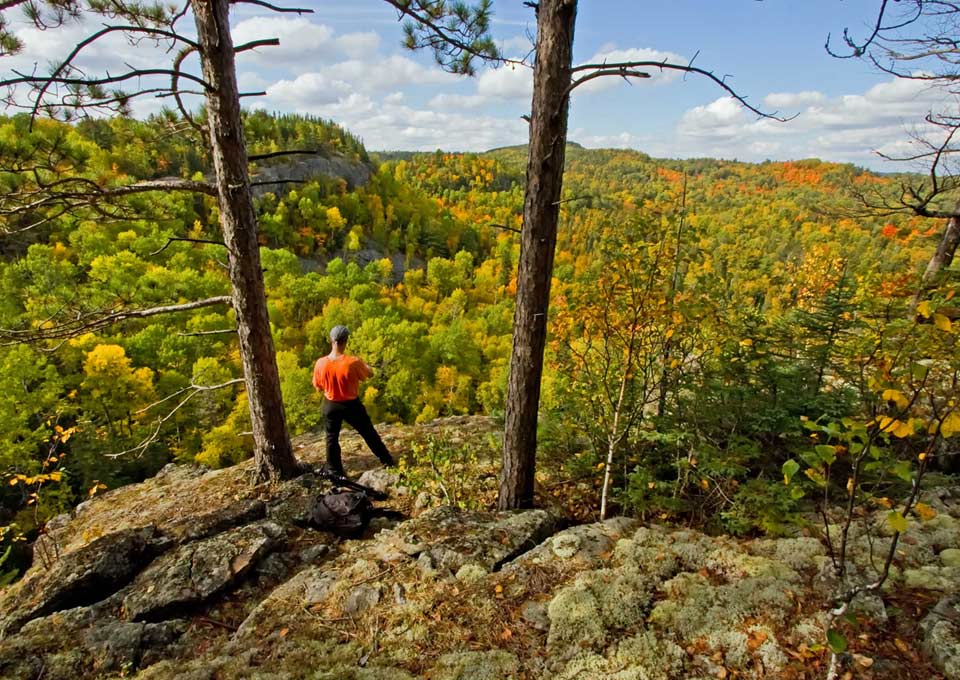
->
[903, 565, 960, 592]
[705, 624, 786, 674]
[704, 548, 800, 582]
[427, 650, 520, 680]
[551, 532, 582, 559]
[664, 530, 714, 570]
[575, 564, 655, 630]
[755, 633, 789, 673]
[613, 537, 679, 581]
[649, 571, 794, 641]
[941, 548, 960, 568]
[706, 629, 752, 668]
[925, 513, 960, 547]
[921, 597, 960, 679]
[554, 631, 687, 680]
[546, 584, 606, 653]
[308, 668, 417, 680]
[748, 537, 825, 573]
[455, 563, 488, 582]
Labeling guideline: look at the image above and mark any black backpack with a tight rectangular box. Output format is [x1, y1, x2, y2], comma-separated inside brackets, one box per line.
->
[308, 490, 373, 538]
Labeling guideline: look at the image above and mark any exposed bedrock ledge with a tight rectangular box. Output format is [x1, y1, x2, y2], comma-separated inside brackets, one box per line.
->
[0, 526, 162, 638]
[122, 520, 286, 622]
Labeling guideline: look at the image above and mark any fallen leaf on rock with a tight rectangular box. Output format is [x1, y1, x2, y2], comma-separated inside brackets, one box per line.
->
[231, 552, 253, 574]
[747, 630, 768, 651]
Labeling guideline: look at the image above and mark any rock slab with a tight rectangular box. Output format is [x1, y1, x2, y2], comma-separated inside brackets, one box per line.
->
[0, 525, 161, 638]
[122, 520, 285, 622]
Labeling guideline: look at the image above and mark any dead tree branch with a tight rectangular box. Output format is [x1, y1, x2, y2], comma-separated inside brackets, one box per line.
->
[229, 0, 314, 14]
[569, 59, 793, 121]
[0, 296, 233, 344]
[112, 378, 245, 458]
[148, 237, 227, 256]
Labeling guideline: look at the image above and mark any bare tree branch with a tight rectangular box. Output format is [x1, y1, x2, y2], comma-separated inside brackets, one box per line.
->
[4, 66, 212, 95]
[112, 378, 245, 458]
[4, 22, 201, 122]
[229, 0, 314, 14]
[148, 237, 227, 256]
[171, 45, 205, 133]
[178, 328, 237, 337]
[235, 37, 280, 53]
[0, 296, 233, 344]
[250, 179, 307, 188]
[248, 149, 323, 161]
[568, 67, 649, 93]
[570, 59, 793, 121]
[0, 177, 218, 234]
[825, 0, 898, 58]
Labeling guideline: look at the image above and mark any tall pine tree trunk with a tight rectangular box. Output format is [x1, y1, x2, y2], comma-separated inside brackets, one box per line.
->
[499, 0, 577, 509]
[192, 0, 297, 482]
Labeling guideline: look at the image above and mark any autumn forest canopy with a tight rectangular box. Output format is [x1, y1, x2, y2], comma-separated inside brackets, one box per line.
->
[0, 106, 955, 555]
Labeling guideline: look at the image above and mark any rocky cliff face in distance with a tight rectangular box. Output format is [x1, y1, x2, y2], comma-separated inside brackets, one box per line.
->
[1, 417, 958, 679]
[249, 151, 373, 200]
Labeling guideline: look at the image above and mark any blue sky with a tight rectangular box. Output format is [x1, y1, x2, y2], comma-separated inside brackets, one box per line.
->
[6, 0, 957, 170]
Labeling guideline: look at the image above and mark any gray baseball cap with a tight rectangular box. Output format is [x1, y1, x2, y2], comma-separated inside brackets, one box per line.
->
[330, 325, 350, 343]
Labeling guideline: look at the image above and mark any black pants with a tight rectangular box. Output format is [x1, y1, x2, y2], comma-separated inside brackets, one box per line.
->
[322, 398, 392, 475]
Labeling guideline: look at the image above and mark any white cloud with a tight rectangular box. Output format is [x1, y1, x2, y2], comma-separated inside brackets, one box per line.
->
[232, 17, 380, 69]
[261, 87, 527, 151]
[426, 64, 532, 110]
[325, 55, 453, 91]
[677, 97, 752, 139]
[238, 71, 271, 93]
[764, 91, 825, 109]
[572, 129, 649, 149]
[428, 93, 487, 109]
[476, 64, 533, 99]
[666, 75, 958, 167]
[335, 31, 382, 58]
[267, 73, 353, 107]
[498, 35, 534, 58]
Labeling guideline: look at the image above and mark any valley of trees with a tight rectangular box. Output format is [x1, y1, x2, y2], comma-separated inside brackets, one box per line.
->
[2, 110, 957, 571]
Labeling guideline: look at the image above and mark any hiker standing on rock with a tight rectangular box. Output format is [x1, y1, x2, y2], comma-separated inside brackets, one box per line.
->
[312, 325, 395, 477]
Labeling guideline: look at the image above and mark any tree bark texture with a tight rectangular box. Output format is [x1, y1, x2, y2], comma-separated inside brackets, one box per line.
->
[922, 207, 960, 287]
[192, 0, 298, 482]
[499, 0, 577, 509]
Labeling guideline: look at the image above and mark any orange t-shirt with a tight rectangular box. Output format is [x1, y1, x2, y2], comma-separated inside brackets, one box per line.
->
[312, 355, 371, 401]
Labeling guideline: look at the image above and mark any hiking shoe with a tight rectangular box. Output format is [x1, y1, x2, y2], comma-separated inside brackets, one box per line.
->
[380, 454, 396, 468]
[320, 463, 348, 480]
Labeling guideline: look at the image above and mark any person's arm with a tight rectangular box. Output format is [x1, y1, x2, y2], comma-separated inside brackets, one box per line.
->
[355, 358, 373, 381]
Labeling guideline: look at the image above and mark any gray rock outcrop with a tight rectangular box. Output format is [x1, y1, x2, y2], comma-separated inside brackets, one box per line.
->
[0, 526, 162, 638]
[250, 153, 372, 199]
[122, 520, 285, 622]
[921, 595, 960, 679]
